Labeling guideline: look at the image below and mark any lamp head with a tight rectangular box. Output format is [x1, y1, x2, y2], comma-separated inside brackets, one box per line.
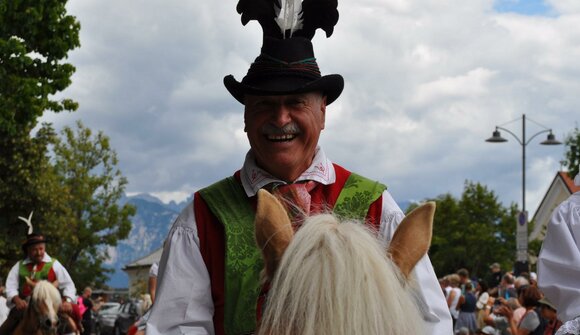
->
[540, 132, 562, 145]
[485, 129, 508, 143]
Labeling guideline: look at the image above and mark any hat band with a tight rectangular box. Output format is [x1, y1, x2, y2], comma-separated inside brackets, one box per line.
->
[244, 54, 321, 83]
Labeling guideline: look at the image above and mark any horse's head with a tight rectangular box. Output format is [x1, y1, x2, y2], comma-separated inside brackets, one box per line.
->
[254, 189, 435, 335]
[29, 280, 62, 334]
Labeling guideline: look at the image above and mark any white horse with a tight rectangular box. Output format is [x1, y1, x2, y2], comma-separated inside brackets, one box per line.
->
[254, 189, 435, 335]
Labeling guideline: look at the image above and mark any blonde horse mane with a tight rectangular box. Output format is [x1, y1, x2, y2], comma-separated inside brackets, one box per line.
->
[258, 213, 425, 335]
[15, 280, 62, 335]
[254, 188, 437, 335]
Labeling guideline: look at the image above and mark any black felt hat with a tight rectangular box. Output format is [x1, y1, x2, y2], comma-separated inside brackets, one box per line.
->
[224, 37, 343, 105]
[225, 0, 343, 105]
[22, 233, 49, 249]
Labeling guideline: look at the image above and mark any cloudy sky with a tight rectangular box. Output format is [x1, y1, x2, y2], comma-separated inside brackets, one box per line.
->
[44, 0, 580, 217]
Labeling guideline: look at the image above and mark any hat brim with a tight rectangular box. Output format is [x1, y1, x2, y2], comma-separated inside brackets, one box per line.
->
[224, 74, 344, 105]
[22, 239, 49, 248]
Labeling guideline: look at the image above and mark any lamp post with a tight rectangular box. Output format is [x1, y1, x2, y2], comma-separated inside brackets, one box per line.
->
[485, 114, 561, 275]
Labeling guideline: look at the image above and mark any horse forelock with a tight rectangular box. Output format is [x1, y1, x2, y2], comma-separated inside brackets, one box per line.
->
[258, 213, 425, 335]
[31, 281, 61, 320]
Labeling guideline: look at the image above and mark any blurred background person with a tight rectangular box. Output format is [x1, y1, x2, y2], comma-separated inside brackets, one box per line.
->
[486, 263, 503, 290]
[455, 282, 478, 334]
[148, 261, 158, 303]
[498, 273, 517, 300]
[448, 274, 462, 327]
[537, 297, 562, 335]
[506, 297, 526, 325]
[497, 285, 544, 335]
[476, 280, 490, 329]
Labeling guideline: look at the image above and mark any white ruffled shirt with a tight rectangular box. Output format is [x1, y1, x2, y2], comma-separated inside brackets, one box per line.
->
[538, 171, 580, 334]
[146, 147, 452, 335]
[5, 253, 77, 308]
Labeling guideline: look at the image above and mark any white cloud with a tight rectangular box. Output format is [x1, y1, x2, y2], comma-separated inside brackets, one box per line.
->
[46, 0, 579, 216]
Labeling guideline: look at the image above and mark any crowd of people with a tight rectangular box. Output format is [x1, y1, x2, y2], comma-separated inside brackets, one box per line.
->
[442, 265, 563, 335]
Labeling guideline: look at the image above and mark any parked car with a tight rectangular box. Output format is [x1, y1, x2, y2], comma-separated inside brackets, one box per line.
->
[112, 300, 142, 335]
[95, 302, 121, 335]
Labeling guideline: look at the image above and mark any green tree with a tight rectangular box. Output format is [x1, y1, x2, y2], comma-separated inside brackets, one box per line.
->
[0, 0, 80, 135]
[0, 0, 80, 273]
[50, 121, 136, 287]
[413, 181, 519, 279]
[562, 126, 580, 179]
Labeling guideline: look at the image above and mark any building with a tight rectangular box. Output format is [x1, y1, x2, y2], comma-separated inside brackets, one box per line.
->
[531, 171, 580, 241]
[123, 247, 162, 297]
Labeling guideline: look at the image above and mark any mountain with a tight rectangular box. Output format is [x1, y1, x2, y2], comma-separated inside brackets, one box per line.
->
[105, 194, 188, 288]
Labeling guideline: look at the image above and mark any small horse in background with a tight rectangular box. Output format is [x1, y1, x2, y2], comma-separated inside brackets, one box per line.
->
[13, 279, 80, 335]
[254, 189, 435, 335]
[13, 280, 61, 335]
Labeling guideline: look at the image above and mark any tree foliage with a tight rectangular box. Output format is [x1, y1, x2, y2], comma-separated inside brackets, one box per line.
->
[0, 1, 135, 289]
[563, 126, 580, 179]
[410, 181, 519, 279]
[0, 0, 80, 277]
[0, 0, 80, 135]
[50, 121, 136, 287]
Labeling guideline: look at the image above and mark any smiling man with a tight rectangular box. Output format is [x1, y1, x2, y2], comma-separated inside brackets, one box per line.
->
[146, 3, 452, 335]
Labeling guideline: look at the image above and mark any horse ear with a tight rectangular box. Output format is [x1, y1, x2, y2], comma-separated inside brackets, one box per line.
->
[388, 202, 435, 279]
[255, 189, 294, 279]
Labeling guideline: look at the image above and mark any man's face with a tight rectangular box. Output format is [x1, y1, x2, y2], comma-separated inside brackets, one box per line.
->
[27, 243, 46, 264]
[244, 92, 326, 182]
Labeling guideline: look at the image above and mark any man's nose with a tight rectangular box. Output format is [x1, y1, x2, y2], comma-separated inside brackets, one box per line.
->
[270, 105, 292, 127]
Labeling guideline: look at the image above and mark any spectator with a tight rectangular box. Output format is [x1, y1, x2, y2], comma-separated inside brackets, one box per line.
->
[498, 273, 517, 300]
[506, 297, 526, 325]
[529, 272, 538, 287]
[476, 280, 490, 329]
[486, 263, 503, 289]
[442, 275, 452, 298]
[148, 261, 158, 303]
[515, 276, 530, 294]
[456, 282, 478, 334]
[458, 268, 474, 294]
[80, 286, 95, 335]
[497, 285, 544, 335]
[482, 296, 510, 335]
[537, 297, 562, 335]
[448, 274, 462, 326]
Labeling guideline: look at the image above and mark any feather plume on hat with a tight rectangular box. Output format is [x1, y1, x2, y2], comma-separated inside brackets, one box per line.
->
[18, 211, 34, 235]
[236, 0, 339, 40]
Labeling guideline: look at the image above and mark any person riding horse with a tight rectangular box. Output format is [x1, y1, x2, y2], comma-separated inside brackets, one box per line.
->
[0, 213, 80, 335]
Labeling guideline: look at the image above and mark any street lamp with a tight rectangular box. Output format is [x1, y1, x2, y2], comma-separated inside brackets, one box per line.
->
[485, 113, 561, 275]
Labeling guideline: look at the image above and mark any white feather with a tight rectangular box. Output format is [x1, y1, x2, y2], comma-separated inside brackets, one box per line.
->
[18, 211, 34, 235]
[275, 0, 303, 38]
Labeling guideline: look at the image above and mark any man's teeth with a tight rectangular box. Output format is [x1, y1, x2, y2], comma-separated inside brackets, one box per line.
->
[267, 134, 296, 141]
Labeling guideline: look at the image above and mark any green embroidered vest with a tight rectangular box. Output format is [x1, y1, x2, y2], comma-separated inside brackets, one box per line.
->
[18, 258, 55, 296]
[199, 173, 386, 335]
